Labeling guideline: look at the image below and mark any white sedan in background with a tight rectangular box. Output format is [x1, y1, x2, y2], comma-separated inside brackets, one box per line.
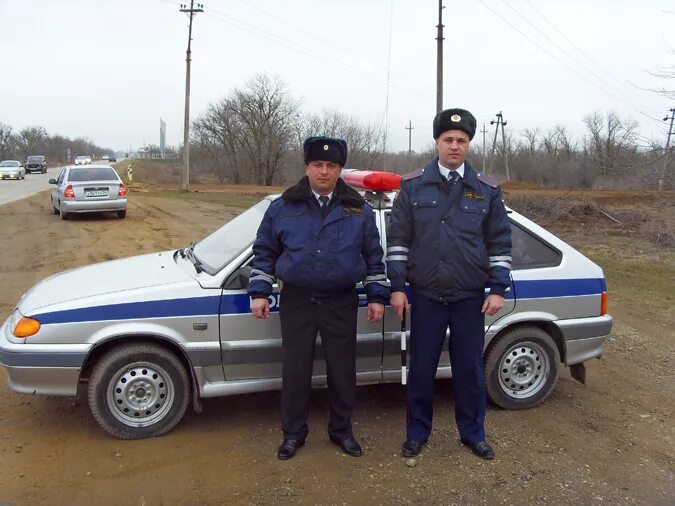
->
[0, 160, 26, 180]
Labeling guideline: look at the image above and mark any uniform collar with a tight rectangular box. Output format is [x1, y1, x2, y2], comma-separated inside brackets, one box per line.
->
[420, 158, 482, 192]
[438, 161, 465, 180]
[282, 176, 365, 207]
[312, 189, 333, 203]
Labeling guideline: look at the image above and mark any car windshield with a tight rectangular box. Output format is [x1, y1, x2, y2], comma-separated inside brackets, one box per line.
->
[27, 156, 44, 162]
[193, 199, 271, 275]
[68, 167, 118, 182]
[0, 161, 20, 167]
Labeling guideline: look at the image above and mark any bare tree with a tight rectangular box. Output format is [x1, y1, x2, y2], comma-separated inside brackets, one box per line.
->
[16, 126, 48, 159]
[301, 109, 385, 169]
[193, 74, 301, 185]
[0, 123, 18, 159]
[583, 111, 639, 177]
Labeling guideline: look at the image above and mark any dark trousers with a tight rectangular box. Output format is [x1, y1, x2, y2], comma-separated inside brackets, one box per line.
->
[279, 285, 358, 440]
[406, 290, 486, 445]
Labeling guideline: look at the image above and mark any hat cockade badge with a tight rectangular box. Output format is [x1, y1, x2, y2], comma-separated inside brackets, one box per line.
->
[323, 144, 329, 150]
[450, 114, 461, 122]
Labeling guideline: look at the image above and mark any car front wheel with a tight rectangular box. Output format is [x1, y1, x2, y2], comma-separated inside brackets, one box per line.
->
[484, 326, 560, 410]
[88, 343, 191, 439]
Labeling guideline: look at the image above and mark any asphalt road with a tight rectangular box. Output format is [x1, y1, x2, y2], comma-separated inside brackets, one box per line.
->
[0, 161, 122, 206]
[0, 168, 58, 206]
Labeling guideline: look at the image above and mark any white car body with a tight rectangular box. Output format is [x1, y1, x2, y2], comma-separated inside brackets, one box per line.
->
[0, 175, 613, 439]
[0, 160, 26, 180]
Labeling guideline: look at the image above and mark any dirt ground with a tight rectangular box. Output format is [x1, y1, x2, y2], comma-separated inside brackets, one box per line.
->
[0, 186, 673, 506]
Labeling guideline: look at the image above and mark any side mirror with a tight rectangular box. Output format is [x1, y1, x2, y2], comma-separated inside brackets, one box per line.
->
[48, 178, 57, 184]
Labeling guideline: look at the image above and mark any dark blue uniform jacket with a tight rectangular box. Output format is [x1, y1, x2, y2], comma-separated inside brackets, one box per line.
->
[387, 159, 512, 302]
[248, 176, 389, 304]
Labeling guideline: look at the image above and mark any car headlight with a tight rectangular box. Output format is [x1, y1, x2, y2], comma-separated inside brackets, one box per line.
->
[8, 309, 41, 338]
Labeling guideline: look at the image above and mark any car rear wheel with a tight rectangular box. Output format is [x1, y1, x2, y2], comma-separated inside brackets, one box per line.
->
[88, 343, 190, 439]
[484, 326, 560, 410]
[117, 210, 127, 219]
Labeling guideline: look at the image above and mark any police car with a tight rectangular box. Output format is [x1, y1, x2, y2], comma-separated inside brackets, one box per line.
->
[0, 171, 613, 439]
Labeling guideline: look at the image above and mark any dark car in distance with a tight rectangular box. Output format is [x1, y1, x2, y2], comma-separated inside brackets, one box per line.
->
[25, 155, 47, 174]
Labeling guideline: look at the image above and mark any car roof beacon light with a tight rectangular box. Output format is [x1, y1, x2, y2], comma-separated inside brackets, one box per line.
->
[341, 170, 402, 192]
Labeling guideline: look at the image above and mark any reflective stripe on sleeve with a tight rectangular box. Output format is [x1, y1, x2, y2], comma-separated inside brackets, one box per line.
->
[387, 255, 408, 261]
[364, 274, 388, 286]
[489, 261, 511, 269]
[489, 256, 512, 262]
[387, 246, 410, 254]
[250, 269, 275, 285]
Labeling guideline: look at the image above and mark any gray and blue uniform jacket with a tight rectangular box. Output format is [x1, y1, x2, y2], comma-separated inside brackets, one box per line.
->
[248, 176, 389, 304]
[387, 159, 512, 302]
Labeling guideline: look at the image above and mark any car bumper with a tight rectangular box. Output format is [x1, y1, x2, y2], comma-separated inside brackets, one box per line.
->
[556, 314, 613, 365]
[0, 318, 88, 396]
[61, 198, 128, 214]
[0, 173, 22, 179]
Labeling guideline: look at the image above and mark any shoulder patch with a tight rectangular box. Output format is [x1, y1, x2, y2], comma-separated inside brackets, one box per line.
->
[476, 173, 499, 188]
[403, 168, 424, 181]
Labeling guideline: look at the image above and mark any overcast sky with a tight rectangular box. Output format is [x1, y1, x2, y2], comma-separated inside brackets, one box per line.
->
[1, 0, 673, 154]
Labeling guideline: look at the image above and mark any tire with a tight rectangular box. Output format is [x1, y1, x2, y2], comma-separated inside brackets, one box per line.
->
[88, 343, 190, 439]
[117, 210, 127, 219]
[484, 326, 560, 410]
[59, 205, 69, 220]
[52, 198, 59, 215]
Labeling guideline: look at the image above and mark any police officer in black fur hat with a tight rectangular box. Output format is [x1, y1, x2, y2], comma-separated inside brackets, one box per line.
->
[387, 108, 512, 460]
[249, 136, 389, 460]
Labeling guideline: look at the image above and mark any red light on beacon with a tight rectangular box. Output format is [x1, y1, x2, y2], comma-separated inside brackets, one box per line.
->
[64, 184, 75, 199]
[118, 183, 128, 197]
[341, 170, 402, 191]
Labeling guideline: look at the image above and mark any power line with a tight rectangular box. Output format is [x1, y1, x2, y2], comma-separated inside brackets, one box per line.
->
[474, 0, 665, 126]
[233, 0, 436, 96]
[515, 0, 665, 116]
[200, 5, 434, 103]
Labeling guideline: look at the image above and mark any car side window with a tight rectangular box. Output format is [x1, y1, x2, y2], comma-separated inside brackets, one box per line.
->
[510, 222, 561, 270]
[57, 169, 66, 184]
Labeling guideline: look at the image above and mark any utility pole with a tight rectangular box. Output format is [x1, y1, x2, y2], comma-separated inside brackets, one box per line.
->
[489, 111, 509, 180]
[436, 0, 445, 113]
[660, 108, 675, 191]
[481, 122, 487, 173]
[406, 120, 414, 170]
[664, 108, 675, 149]
[179, 1, 204, 191]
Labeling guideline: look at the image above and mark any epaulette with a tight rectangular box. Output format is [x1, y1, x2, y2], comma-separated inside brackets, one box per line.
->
[402, 168, 424, 181]
[476, 173, 499, 188]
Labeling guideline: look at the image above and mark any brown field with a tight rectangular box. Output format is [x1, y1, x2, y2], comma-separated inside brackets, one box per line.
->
[0, 171, 673, 505]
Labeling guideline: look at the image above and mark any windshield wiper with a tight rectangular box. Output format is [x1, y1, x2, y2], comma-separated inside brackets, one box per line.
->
[183, 242, 203, 273]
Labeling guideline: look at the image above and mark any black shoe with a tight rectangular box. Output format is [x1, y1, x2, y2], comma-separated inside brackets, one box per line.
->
[277, 439, 305, 460]
[329, 435, 363, 457]
[401, 439, 426, 457]
[461, 440, 495, 460]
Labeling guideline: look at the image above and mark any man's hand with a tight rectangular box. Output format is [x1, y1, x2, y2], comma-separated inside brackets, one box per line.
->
[367, 302, 385, 322]
[251, 297, 270, 319]
[482, 294, 505, 316]
[390, 291, 410, 321]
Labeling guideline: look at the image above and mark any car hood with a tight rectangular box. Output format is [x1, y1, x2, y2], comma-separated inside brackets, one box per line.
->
[0, 167, 20, 172]
[18, 250, 191, 314]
